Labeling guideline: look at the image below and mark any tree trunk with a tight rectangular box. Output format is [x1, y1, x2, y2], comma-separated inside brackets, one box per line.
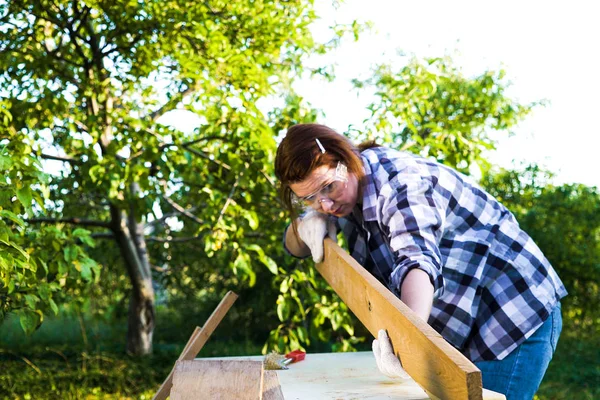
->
[126, 278, 155, 355]
[86, 46, 155, 354]
[111, 195, 155, 356]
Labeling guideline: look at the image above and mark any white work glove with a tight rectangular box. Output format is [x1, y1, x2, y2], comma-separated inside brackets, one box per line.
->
[372, 329, 411, 380]
[297, 209, 337, 263]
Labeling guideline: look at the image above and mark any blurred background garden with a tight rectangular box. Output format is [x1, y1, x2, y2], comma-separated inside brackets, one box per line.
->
[1, 0, 598, 399]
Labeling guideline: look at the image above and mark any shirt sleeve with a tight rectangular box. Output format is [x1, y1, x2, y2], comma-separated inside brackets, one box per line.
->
[379, 172, 446, 299]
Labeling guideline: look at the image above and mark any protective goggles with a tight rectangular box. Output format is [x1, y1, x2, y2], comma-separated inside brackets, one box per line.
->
[291, 162, 348, 208]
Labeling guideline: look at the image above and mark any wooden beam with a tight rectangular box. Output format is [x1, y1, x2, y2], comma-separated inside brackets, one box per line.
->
[317, 239, 483, 399]
[170, 360, 264, 400]
[153, 291, 239, 400]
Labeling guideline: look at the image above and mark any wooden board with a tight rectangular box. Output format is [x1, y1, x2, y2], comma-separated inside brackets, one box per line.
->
[153, 291, 238, 400]
[170, 360, 263, 400]
[316, 239, 483, 399]
[208, 352, 504, 399]
[272, 352, 430, 399]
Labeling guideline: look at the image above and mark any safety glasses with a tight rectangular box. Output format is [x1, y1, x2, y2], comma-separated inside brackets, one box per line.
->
[291, 162, 348, 208]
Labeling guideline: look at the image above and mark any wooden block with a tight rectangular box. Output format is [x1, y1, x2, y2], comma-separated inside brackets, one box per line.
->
[170, 360, 264, 400]
[317, 239, 483, 399]
[153, 291, 239, 400]
[262, 370, 284, 400]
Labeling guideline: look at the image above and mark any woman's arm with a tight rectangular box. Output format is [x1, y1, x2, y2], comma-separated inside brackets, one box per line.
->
[400, 268, 434, 322]
[380, 174, 443, 320]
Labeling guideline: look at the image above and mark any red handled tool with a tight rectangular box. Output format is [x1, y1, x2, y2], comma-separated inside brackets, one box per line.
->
[282, 350, 306, 367]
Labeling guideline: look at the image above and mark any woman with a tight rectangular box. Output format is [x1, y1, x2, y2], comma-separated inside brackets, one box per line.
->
[274, 123, 566, 400]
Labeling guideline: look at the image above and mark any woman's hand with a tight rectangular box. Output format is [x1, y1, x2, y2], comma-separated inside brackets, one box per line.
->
[372, 329, 411, 380]
[297, 209, 336, 263]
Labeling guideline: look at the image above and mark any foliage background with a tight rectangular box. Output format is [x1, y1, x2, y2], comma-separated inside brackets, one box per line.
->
[1, 0, 598, 399]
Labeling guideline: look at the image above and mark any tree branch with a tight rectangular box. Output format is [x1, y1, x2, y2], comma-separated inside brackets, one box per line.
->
[161, 193, 204, 225]
[146, 232, 262, 242]
[178, 136, 229, 148]
[74, 120, 89, 132]
[72, 2, 91, 35]
[146, 236, 204, 243]
[91, 232, 115, 239]
[127, 133, 231, 163]
[30, 4, 90, 65]
[24, 217, 111, 228]
[214, 175, 241, 229]
[183, 145, 231, 170]
[148, 84, 196, 122]
[39, 153, 80, 164]
[259, 169, 276, 188]
[146, 206, 199, 227]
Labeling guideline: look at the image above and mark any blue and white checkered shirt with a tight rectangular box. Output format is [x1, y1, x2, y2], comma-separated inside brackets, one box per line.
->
[286, 146, 567, 362]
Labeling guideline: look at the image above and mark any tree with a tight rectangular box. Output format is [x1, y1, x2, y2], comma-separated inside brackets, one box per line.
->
[483, 166, 600, 332]
[0, 0, 329, 355]
[353, 56, 537, 173]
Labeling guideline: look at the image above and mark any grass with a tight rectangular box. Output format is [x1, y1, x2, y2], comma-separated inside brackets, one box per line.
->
[0, 312, 598, 399]
[0, 349, 172, 399]
[0, 311, 264, 400]
[536, 329, 600, 400]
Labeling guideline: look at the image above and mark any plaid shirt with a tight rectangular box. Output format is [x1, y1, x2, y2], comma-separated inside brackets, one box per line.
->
[285, 147, 567, 362]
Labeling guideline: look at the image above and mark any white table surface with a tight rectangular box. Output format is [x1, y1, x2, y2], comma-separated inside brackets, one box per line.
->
[211, 351, 430, 399]
[207, 351, 505, 400]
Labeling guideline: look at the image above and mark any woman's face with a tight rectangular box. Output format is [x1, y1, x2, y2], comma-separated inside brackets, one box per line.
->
[289, 163, 360, 217]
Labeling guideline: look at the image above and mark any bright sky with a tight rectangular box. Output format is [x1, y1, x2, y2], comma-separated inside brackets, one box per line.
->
[293, 0, 600, 188]
[164, 0, 599, 188]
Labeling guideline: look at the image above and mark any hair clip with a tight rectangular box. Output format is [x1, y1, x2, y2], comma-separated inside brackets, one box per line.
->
[315, 138, 326, 154]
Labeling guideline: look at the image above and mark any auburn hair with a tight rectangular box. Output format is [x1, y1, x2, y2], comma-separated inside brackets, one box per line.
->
[275, 124, 379, 221]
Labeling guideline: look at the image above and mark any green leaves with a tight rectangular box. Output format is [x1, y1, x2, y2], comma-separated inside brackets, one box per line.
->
[0, 210, 25, 228]
[247, 244, 278, 275]
[262, 264, 364, 354]
[276, 294, 292, 322]
[355, 56, 537, 174]
[0, 103, 100, 333]
[484, 167, 600, 333]
[233, 251, 256, 287]
[73, 229, 95, 248]
[88, 165, 106, 184]
[18, 309, 42, 335]
[0, 238, 30, 260]
[16, 186, 33, 215]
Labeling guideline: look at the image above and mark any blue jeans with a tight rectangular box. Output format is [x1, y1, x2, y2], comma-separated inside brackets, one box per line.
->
[475, 303, 562, 400]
